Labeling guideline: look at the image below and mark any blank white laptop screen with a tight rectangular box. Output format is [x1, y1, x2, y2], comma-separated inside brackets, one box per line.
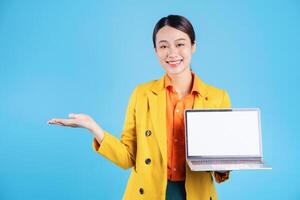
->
[186, 110, 261, 157]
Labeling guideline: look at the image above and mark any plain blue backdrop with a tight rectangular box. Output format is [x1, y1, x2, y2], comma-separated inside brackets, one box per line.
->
[0, 0, 299, 199]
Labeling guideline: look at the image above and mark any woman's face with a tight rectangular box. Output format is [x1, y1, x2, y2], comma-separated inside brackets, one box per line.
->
[155, 25, 196, 75]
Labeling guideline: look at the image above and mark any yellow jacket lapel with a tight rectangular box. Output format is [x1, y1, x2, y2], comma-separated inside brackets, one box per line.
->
[147, 76, 167, 166]
[193, 74, 209, 109]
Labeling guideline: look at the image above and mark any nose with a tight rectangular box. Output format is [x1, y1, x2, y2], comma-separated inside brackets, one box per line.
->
[167, 45, 179, 58]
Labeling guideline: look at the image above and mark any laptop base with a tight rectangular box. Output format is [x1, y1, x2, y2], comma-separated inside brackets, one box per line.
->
[187, 160, 272, 171]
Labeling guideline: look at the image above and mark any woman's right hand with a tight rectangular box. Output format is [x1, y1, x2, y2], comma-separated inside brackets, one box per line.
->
[48, 113, 105, 142]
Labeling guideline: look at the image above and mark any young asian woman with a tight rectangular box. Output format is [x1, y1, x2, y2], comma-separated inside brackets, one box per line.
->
[48, 15, 231, 200]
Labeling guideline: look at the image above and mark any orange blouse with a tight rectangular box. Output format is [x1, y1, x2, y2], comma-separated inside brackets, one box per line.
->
[165, 72, 200, 181]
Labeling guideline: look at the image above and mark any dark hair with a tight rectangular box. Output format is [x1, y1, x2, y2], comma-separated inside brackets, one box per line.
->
[152, 15, 196, 48]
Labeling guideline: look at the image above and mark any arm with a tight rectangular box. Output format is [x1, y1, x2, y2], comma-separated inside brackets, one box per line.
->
[92, 87, 138, 169]
[214, 90, 231, 183]
[48, 87, 139, 170]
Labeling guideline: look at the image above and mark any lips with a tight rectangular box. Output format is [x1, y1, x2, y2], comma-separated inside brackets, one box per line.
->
[166, 59, 183, 67]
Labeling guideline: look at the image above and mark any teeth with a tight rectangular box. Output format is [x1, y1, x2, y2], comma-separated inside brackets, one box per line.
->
[168, 60, 181, 64]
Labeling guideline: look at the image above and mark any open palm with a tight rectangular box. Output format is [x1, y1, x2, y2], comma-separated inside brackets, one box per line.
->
[48, 113, 97, 130]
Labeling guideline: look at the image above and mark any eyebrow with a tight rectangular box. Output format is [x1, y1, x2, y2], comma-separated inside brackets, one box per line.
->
[158, 40, 168, 44]
[175, 38, 186, 42]
[158, 38, 186, 44]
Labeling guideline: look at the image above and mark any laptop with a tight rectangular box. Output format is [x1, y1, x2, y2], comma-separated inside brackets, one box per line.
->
[185, 108, 272, 171]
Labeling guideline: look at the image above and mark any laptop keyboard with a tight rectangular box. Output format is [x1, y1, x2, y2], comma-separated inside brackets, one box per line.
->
[191, 160, 262, 165]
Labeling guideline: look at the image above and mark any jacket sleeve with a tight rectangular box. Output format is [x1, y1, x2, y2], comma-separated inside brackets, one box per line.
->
[213, 90, 232, 183]
[92, 87, 138, 169]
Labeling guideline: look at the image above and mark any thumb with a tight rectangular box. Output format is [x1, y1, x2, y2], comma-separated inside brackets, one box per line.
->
[69, 113, 77, 119]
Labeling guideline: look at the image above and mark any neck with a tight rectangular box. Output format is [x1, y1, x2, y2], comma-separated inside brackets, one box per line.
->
[167, 68, 193, 97]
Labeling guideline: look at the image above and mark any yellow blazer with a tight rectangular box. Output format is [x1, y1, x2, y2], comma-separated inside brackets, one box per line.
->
[93, 73, 231, 200]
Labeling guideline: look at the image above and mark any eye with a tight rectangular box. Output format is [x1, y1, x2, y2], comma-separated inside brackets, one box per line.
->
[177, 43, 185, 47]
[160, 45, 167, 49]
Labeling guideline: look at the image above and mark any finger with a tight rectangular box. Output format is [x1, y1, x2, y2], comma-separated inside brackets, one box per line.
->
[51, 121, 65, 126]
[68, 113, 77, 119]
[57, 118, 76, 126]
[48, 119, 57, 124]
[48, 118, 64, 123]
[50, 118, 76, 126]
[48, 120, 65, 126]
[48, 119, 65, 125]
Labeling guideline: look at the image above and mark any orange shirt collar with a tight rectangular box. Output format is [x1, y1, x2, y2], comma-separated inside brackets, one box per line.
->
[164, 72, 201, 94]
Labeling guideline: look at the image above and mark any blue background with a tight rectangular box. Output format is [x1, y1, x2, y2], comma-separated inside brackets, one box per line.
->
[0, 0, 299, 199]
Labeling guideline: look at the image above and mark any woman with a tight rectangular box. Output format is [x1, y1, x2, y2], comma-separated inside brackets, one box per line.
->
[48, 15, 231, 200]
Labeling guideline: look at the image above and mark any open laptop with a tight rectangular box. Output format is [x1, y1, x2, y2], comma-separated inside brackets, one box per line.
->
[185, 108, 272, 171]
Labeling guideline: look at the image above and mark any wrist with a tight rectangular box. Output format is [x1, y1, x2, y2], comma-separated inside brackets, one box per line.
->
[89, 125, 104, 142]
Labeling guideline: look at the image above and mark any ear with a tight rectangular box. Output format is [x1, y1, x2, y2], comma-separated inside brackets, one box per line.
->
[192, 41, 197, 53]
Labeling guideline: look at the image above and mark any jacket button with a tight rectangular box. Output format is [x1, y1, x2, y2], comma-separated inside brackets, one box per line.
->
[145, 130, 151, 137]
[139, 187, 144, 194]
[145, 158, 151, 165]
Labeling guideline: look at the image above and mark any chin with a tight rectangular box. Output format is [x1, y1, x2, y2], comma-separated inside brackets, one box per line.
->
[165, 65, 189, 75]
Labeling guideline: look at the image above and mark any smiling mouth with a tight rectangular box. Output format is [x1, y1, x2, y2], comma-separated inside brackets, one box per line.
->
[166, 59, 183, 67]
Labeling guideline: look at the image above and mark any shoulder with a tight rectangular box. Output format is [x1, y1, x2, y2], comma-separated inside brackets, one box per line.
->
[205, 83, 227, 96]
[194, 74, 228, 97]
[194, 73, 230, 107]
[137, 80, 157, 90]
[131, 79, 160, 95]
[200, 80, 231, 107]
[125, 79, 159, 108]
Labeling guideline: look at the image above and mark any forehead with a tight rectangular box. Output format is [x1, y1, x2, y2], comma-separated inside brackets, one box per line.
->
[156, 25, 190, 43]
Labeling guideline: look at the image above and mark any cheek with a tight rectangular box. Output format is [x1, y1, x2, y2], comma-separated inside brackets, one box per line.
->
[180, 49, 192, 60]
[156, 51, 167, 61]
